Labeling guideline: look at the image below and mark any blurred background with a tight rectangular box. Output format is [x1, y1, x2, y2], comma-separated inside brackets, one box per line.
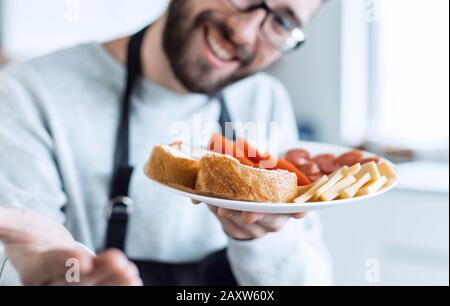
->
[0, 0, 448, 285]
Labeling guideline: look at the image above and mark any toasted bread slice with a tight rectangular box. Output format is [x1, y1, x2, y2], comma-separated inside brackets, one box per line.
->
[145, 145, 200, 192]
[195, 153, 298, 203]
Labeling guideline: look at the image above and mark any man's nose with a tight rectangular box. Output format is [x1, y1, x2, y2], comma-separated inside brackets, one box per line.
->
[226, 10, 267, 47]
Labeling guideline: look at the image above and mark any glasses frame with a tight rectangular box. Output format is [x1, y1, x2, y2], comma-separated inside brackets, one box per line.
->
[226, 0, 306, 53]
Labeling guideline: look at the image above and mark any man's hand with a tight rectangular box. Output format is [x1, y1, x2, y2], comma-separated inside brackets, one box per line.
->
[0, 207, 142, 286]
[192, 201, 306, 240]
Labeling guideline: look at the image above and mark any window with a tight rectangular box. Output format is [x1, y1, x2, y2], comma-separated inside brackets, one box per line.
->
[370, 0, 449, 150]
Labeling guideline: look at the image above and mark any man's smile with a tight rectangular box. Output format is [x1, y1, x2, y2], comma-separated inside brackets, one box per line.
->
[203, 25, 239, 69]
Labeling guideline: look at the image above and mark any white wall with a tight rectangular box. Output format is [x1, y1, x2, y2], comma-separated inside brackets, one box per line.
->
[268, 0, 343, 143]
[2, 0, 169, 59]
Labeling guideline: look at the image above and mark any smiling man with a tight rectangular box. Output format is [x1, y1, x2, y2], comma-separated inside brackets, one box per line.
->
[0, 0, 332, 286]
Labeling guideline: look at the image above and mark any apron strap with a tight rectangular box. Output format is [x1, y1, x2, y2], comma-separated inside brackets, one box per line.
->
[105, 26, 149, 252]
[218, 92, 236, 141]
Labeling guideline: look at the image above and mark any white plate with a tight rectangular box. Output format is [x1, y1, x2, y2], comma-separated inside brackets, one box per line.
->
[147, 141, 399, 214]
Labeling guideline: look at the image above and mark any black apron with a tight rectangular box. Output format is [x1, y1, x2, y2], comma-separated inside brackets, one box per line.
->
[104, 26, 238, 286]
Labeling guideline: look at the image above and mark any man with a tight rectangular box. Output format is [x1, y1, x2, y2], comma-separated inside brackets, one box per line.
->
[0, 0, 332, 286]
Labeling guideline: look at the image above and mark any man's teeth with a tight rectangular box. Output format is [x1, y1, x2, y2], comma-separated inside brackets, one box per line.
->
[207, 31, 233, 61]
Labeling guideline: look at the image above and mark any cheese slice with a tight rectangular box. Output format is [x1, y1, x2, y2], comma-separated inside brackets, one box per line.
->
[320, 175, 357, 201]
[343, 163, 362, 176]
[294, 176, 329, 203]
[340, 173, 372, 199]
[357, 176, 388, 196]
[377, 161, 397, 180]
[339, 166, 349, 174]
[383, 178, 398, 189]
[312, 170, 345, 201]
[357, 162, 380, 182]
[297, 184, 315, 197]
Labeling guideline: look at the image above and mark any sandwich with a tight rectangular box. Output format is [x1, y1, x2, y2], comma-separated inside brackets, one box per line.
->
[145, 141, 204, 193]
[195, 153, 298, 203]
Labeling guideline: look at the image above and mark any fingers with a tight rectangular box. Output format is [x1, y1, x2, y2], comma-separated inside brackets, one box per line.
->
[98, 265, 142, 286]
[208, 205, 219, 215]
[237, 223, 270, 239]
[257, 214, 291, 233]
[217, 208, 291, 231]
[215, 207, 306, 223]
[48, 249, 142, 286]
[191, 200, 202, 205]
[22, 248, 93, 286]
[205, 205, 306, 222]
[205, 205, 307, 240]
[240, 212, 261, 225]
[214, 208, 288, 239]
[291, 213, 307, 219]
[217, 217, 254, 240]
[89, 250, 142, 286]
[217, 208, 238, 219]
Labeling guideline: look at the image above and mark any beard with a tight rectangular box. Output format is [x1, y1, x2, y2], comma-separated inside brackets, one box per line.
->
[162, 0, 256, 95]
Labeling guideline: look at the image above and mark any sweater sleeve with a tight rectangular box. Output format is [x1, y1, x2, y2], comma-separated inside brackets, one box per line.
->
[226, 79, 333, 286]
[0, 244, 21, 286]
[0, 67, 67, 284]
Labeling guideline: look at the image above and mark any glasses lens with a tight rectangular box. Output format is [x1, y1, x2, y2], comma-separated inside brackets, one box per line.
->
[261, 14, 290, 49]
[228, 0, 306, 52]
[262, 14, 305, 52]
[262, 13, 305, 52]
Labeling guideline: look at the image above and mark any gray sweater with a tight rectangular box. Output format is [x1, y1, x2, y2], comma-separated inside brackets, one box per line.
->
[0, 43, 332, 285]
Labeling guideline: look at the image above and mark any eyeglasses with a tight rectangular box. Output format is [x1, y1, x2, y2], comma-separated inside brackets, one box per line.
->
[226, 0, 306, 53]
